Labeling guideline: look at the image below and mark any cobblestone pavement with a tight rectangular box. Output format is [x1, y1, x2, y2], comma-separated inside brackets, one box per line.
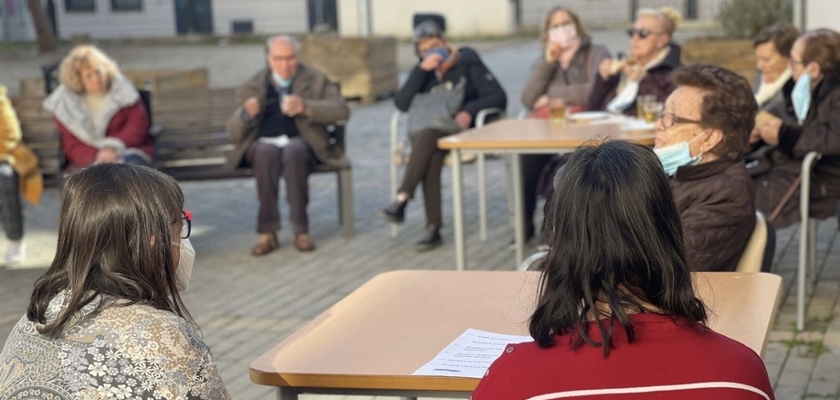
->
[1, 31, 839, 400]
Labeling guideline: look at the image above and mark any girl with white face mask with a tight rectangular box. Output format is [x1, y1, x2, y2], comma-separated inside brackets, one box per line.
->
[751, 29, 840, 229]
[653, 65, 758, 273]
[0, 164, 229, 399]
[518, 7, 611, 247]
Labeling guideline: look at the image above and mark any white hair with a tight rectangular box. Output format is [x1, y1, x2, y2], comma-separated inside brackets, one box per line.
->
[265, 35, 300, 55]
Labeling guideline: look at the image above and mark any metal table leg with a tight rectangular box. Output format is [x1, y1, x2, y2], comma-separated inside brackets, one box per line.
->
[478, 153, 487, 242]
[511, 153, 524, 267]
[452, 149, 466, 271]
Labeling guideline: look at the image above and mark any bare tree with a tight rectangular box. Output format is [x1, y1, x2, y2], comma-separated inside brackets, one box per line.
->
[26, 0, 56, 53]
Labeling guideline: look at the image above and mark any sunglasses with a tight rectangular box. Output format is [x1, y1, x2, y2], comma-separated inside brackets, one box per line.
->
[627, 28, 662, 39]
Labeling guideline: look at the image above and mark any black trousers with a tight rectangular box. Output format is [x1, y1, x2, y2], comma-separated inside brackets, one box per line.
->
[246, 138, 316, 235]
[399, 128, 450, 227]
[520, 153, 553, 231]
[0, 163, 22, 241]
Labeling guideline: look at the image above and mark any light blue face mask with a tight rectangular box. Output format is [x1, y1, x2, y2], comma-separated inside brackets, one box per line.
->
[272, 71, 292, 88]
[654, 132, 709, 176]
[792, 73, 812, 123]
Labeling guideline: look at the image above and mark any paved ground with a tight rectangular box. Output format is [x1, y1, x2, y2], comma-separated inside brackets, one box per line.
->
[1, 30, 839, 400]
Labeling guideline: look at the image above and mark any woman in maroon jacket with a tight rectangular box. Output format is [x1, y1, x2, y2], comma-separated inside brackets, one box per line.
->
[471, 141, 774, 400]
[587, 7, 682, 115]
[43, 45, 152, 173]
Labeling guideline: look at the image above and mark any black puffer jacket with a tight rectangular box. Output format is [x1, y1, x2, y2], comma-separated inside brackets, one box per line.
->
[394, 47, 507, 126]
[671, 159, 756, 272]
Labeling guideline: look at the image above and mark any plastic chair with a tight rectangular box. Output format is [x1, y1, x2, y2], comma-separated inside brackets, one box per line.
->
[796, 151, 822, 331]
[735, 212, 775, 273]
[518, 250, 548, 271]
[389, 108, 505, 239]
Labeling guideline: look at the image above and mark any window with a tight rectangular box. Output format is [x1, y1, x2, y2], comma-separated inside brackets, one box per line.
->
[65, 0, 95, 12]
[112, 0, 142, 11]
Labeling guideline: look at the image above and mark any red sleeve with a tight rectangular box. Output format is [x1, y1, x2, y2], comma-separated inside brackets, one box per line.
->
[107, 101, 150, 148]
[58, 118, 98, 168]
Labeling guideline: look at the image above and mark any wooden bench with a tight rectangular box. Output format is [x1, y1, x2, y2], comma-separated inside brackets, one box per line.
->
[12, 88, 354, 237]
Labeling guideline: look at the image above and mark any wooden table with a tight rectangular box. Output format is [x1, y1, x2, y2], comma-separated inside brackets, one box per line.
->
[438, 118, 655, 270]
[250, 270, 782, 399]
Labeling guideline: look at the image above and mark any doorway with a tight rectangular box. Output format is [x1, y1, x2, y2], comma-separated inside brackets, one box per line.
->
[175, 0, 214, 35]
[308, 0, 337, 33]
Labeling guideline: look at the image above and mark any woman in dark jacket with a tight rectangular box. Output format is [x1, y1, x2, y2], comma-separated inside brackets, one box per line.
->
[380, 20, 507, 251]
[654, 65, 757, 272]
[753, 29, 840, 229]
[588, 7, 682, 115]
[517, 6, 610, 245]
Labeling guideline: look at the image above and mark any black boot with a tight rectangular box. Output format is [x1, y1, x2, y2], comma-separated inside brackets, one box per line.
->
[380, 199, 407, 223]
[416, 225, 443, 252]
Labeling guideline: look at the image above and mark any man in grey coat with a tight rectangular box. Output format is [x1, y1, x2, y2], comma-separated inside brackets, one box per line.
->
[226, 36, 349, 255]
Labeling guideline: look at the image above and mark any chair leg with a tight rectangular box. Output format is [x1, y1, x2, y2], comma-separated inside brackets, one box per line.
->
[797, 217, 808, 331]
[809, 219, 817, 290]
[478, 153, 487, 242]
[337, 168, 354, 238]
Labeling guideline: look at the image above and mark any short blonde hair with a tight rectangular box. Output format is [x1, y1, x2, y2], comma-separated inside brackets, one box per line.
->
[58, 45, 121, 94]
[636, 7, 682, 37]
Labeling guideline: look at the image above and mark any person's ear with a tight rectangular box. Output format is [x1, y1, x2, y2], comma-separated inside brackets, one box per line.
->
[806, 61, 822, 79]
[703, 128, 724, 153]
[150, 235, 156, 247]
[657, 34, 670, 49]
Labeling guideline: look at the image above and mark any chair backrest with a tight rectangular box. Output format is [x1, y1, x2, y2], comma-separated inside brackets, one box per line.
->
[519, 250, 548, 272]
[736, 212, 775, 273]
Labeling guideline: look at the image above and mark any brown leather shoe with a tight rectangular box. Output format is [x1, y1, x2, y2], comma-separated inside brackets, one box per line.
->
[293, 234, 315, 252]
[251, 233, 278, 256]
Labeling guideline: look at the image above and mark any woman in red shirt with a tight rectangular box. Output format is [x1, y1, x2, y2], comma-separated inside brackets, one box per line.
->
[471, 141, 774, 400]
[43, 45, 152, 173]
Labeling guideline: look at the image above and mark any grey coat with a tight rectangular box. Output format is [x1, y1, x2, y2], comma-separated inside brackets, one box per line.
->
[225, 64, 350, 170]
[520, 36, 610, 109]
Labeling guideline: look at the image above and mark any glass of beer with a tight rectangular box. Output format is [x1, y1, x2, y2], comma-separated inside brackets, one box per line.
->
[636, 95, 655, 119]
[549, 97, 566, 126]
[643, 101, 664, 123]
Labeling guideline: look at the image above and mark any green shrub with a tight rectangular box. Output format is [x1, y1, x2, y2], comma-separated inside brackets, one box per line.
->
[717, 0, 793, 39]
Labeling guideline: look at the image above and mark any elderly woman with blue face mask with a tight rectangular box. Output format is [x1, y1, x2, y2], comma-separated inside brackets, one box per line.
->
[752, 29, 840, 229]
[653, 64, 757, 272]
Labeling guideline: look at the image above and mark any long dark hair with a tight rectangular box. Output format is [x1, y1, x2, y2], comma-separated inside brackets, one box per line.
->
[529, 140, 707, 357]
[27, 164, 191, 337]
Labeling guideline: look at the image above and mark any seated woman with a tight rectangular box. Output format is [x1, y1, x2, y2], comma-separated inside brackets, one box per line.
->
[750, 24, 799, 155]
[0, 164, 229, 399]
[654, 64, 757, 272]
[470, 141, 774, 400]
[588, 7, 682, 115]
[752, 29, 840, 228]
[380, 20, 507, 252]
[518, 6, 610, 244]
[43, 45, 153, 173]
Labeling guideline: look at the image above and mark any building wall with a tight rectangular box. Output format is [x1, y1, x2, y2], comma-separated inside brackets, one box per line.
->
[804, 0, 840, 30]
[55, 0, 176, 39]
[338, 0, 514, 38]
[520, 0, 726, 31]
[1, 0, 36, 41]
[212, 0, 307, 36]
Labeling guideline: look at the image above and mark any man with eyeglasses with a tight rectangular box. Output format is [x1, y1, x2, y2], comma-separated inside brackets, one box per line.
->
[587, 7, 682, 115]
[652, 64, 758, 272]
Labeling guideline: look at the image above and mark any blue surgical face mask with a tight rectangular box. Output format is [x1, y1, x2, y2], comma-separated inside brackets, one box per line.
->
[654, 131, 709, 176]
[792, 73, 812, 123]
[272, 71, 292, 88]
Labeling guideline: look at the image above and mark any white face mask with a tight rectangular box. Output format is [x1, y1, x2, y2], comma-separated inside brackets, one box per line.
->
[549, 24, 579, 48]
[173, 238, 195, 292]
[653, 131, 709, 176]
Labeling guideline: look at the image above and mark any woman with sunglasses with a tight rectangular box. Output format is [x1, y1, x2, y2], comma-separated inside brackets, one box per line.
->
[752, 29, 840, 229]
[0, 164, 229, 399]
[516, 7, 610, 247]
[588, 7, 682, 115]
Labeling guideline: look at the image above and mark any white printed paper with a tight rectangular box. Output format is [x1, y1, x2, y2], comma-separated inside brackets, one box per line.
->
[258, 134, 290, 148]
[412, 328, 533, 379]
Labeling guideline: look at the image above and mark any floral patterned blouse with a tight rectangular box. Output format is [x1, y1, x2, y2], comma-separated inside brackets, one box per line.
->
[0, 292, 229, 400]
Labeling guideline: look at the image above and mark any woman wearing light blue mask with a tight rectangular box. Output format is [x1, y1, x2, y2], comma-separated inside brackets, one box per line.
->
[752, 29, 840, 229]
[653, 65, 757, 272]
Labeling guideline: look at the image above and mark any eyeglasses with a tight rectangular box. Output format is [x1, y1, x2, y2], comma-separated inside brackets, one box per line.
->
[180, 210, 192, 239]
[549, 21, 574, 30]
[789, 58, 805, 66]
[658, 112, 703, 129]
[627, 28, 663, 39]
